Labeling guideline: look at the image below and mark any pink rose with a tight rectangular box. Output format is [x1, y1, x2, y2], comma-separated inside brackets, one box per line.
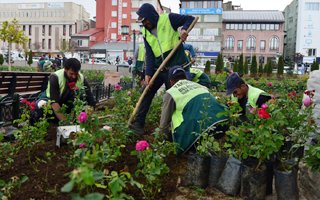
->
[78, 112, 88, 123]
[79, 143, 86, 148]
[258, 108, 271, 119]
[303, 96, 312, 107]
[261, 104, 268, 110]
[267, 82, 272, 87]
[136, 140, 150, 151]
[114, 84, 122, 91]
[127, 91, 132, 96]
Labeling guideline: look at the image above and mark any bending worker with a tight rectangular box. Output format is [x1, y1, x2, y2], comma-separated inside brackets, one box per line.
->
[129, 3, 195, 135]
[160, 66, 228, 154]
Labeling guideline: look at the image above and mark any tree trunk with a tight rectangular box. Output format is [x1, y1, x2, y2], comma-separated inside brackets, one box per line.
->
[8, 42, 12, 71]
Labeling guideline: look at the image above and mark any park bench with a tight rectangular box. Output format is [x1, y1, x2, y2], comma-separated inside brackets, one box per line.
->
[0, 71, 50, 126]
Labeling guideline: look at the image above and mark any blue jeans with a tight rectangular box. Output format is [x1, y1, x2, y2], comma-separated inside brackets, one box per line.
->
[135, 70, 170, 126]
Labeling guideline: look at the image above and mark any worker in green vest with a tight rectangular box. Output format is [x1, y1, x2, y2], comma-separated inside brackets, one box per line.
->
[189, 67, 211, 88]
[35, 58, 96, 123]
[226, 73, 271, 117]
[129, 3, 195, 135]
[160, 66, 228, 155]
[133, 43, 146, 82]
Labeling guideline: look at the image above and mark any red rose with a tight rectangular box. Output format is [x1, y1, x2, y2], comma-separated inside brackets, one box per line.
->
[21, 99, 28, 104]
[258, 108, 271, 119]
[68, 82, 78, 90]
[29, 101, 36, 110]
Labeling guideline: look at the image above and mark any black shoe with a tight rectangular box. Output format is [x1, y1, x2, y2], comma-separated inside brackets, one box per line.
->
[129, 122, 144, 135]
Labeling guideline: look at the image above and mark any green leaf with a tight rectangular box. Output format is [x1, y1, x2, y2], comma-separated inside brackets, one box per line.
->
[84, 193, 104, 200]
[61, 180, 75, 192]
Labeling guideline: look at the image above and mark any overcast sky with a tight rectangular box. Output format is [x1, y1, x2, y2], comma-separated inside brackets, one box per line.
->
[1, 0, 294, 18]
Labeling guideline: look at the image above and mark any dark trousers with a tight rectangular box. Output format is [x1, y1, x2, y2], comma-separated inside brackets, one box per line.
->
[135, 71, 171, 126]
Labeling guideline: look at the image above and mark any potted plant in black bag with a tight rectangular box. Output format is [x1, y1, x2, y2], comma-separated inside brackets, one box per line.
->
[274, 90, 316, 200]
[219, 101, 284, 199]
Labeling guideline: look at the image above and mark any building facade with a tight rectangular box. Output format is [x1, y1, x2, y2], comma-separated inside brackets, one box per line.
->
[222, 10, 285, 64]
[180, 0, 223, 64]
[0, 2, 90, 55]
[285, 0, 320, 64]
[74, 0, 161, 62]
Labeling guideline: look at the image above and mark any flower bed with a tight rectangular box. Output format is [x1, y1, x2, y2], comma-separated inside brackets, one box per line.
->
[1, 74, 320, 200]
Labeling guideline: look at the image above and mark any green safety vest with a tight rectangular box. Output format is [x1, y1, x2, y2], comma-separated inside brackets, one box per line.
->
[231, 84, 269, 108]
[142, 13, 180, 58]
[137, 44, 145, 62]
[46, 69, 84, 98]
[167, 80, 228, 154]
[190, 68, 203, 83]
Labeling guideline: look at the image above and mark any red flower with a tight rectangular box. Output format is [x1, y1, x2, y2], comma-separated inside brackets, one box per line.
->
[21, 99, 28, 104]
[29, 101, 36, 110]
[258, 108, 271, 119]
[68, 82, 78, 90]
[288, 91, 297, 98]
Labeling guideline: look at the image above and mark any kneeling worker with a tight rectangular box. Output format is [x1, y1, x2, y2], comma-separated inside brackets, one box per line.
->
[35, 58, 96, 122]
[159, 66, 228, 155]
[226, 73, 271, 117]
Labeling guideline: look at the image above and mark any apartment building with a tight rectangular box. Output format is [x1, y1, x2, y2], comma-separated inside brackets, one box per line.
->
[0, 2, 90, 55]
[284, 0, 320, 64]
[222, 10, 285, 64]
[180, 0, 224, 64]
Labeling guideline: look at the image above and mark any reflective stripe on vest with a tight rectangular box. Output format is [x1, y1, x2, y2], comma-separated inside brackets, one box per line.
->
[167, 80, 209, 131]
[231, 84, 268, 108]
[46, 69, 84, 98]
[137, 44, 145, 62]
[190, 68, 203, 83]
[142, 13, 180, 58]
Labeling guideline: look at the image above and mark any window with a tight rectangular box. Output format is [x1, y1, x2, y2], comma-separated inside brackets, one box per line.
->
[266, 24, 270, 30]
[275, 24, 279, 30]
[194, 2, 203, 8]
[48, 39, 51, 50]
[49, 25, 52, 36]
[69, 25, 72, 36]
[247, 23, 252, 30]
[238, 40, 243, 50]
[247, 36, 256, 50]
[111, 33, 117, 40]
[234, 24, 238, 30]
[270, 24, 275, 30]
[63, 25, 66, 36]
[123, 14, 127, 19]
[112, 0, 117, 6]
[207, 1, 214, 8]
[260, 40, 266, 50]
[306, 2, 320, 11]
[23, 25, 25, 32]
[225, 36, 234, 50]
[256, 24, 261, 30]
[230, 24, 235, 29]
[111, 22, 117, 28]
[29, 25, 32, 35]
[238, 24, 243, 30]
[42, 39, 45, 49]
[203, 28, 218, 36]
[42, 25, 45, 36]
[269, 36, 279, 50]
[123, 2, 127, 7]
[261, 24, 266, 30]
[226, 24, 230, 30]
[189, 2, 195, 8]
[112, 11, 117, 17]
[189, 28, 200, 36]
[252, 24, 256, 30]
[308, 49, 316, 56]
